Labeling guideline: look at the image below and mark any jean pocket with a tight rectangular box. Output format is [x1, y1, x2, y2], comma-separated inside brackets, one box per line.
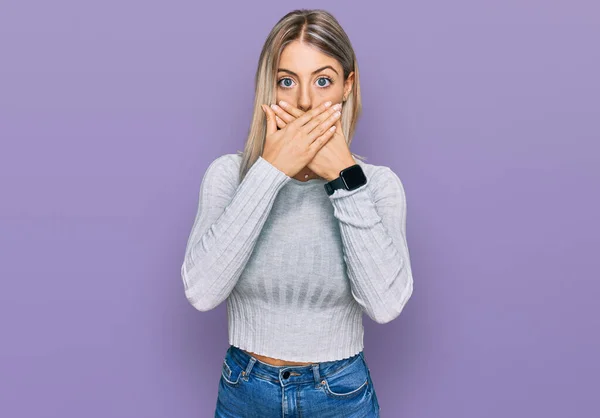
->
[221, 354, 244, 387]
[320, 354, 370, 399]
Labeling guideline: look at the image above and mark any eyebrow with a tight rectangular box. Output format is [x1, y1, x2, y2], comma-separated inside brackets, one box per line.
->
[277, 65, 339, 77]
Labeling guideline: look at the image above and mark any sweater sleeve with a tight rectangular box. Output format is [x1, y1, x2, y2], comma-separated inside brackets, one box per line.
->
[328, 166, 414, 324]
[181, 155, 290, 311]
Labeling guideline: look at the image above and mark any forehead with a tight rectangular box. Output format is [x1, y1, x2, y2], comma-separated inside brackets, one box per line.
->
[279, 41, 341, 73]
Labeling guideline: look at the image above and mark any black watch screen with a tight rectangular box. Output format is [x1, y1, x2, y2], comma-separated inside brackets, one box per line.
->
[341, 165, 367, 190]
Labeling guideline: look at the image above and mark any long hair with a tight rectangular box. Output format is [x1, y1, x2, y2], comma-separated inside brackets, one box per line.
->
[236, 9, 366, 183]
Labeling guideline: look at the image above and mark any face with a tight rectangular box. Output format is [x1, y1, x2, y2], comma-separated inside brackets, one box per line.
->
[276, 40, 354, 112]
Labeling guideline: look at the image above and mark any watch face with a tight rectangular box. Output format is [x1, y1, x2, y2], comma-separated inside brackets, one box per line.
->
[341, 165, 367, 190]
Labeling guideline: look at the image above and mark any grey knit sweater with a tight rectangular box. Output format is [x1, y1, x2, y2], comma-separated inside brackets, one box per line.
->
[181, 153, 413, 362]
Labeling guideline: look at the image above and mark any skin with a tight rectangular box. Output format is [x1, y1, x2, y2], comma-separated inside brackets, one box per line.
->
[245, 41, 358, 367]
[262, 40, 357, 183]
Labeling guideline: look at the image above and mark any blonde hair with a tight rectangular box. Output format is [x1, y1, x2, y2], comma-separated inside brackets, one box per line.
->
[236, 8, 367, 183]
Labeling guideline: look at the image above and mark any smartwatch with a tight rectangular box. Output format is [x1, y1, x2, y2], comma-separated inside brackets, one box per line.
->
[324, 164, 367, 196]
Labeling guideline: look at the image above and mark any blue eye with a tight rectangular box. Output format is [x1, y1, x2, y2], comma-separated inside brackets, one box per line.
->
[277, 76, 333, 89]
[317, 77, 330, 87]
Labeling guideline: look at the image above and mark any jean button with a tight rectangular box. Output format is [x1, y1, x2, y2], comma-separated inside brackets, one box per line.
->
[282, 371, 290, 379]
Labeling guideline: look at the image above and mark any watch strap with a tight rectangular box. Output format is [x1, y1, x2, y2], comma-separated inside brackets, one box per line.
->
[324, 176, 346, 196]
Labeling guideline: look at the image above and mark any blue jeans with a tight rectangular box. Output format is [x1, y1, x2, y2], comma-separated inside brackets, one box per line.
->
[215, 344, 381, 417]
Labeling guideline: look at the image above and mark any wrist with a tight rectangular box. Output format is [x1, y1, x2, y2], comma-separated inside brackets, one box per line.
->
[324, 158, 357, 181]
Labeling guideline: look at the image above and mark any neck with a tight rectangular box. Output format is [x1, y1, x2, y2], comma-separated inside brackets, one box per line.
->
[292, 167, 323, 182]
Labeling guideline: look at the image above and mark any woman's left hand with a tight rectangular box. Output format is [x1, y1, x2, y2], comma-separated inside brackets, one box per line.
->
[269, 101, 357, 181]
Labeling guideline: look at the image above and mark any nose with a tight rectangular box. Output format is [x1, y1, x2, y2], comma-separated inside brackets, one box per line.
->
[296, 85, 312, 112]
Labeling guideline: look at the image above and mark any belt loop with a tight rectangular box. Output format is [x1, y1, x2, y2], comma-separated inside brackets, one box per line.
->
[243, 357, 256, 381]
[312, 363, 321, 385]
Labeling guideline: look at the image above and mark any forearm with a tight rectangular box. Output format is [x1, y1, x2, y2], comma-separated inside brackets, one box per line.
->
[182, 156, 290, 311]
[329, 168, 413, 323]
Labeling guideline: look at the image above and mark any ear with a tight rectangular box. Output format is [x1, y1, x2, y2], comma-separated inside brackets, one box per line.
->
[344, 71, 355, 100]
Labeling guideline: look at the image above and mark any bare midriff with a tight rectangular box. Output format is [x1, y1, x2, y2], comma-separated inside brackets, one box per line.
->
[243, 349, 314, 366]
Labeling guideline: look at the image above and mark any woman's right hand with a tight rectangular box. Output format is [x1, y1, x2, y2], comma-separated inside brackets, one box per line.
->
[260, 101, 342, 178]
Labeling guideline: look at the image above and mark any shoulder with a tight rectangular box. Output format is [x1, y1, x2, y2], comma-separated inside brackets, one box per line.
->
[202, 153, 242, 184]
[205, 153, 242, 172]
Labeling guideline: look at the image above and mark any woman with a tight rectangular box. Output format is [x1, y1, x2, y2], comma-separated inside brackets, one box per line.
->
[181, 8, 414, 417]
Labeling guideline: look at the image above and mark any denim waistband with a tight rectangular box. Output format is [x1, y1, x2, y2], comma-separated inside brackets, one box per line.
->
[226, 344, 364, 386]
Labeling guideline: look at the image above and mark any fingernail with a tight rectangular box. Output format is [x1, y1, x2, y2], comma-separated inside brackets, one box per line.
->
[325, 101, 332, 107]
[271, 104, 279, 111]
[333, 103, 342, 111]
[279, 100, 287, 107]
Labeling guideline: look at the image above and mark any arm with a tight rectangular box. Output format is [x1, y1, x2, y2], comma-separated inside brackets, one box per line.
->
[181, 155, 290, 311]
[328, 166, 414, 324]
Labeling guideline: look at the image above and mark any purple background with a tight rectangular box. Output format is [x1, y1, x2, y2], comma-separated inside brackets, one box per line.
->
[1, 1, 598, 417]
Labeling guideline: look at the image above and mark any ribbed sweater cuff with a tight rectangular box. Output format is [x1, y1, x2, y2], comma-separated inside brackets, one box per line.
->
[252, 156, 290, 184]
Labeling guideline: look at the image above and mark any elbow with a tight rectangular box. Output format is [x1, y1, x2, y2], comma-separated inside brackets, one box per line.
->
[371, 274, 414, 324]
[181, 263, 222, 312]
[371, 306, 402, 325]
[185, 290, 221, 312]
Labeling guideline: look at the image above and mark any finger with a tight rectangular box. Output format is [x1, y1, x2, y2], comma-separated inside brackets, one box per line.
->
[275, 115, 287, 129]
[278, 101, 304, 119]
[334, 117, 342, 133]
[271, 103, 295, 124]
[308, 124, 337, 153]
[288, 100, 333, 130]
[261, 104, 277, 135]
[302, 105, 340, 137]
